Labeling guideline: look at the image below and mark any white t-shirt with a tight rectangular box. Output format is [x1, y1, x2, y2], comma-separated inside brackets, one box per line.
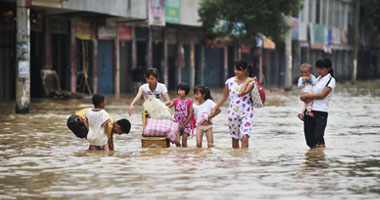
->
[141, 82, 168, 101]
[193, 99, 216, 124]
[85, 109, 110, 146]
[312, 73, 336, 112]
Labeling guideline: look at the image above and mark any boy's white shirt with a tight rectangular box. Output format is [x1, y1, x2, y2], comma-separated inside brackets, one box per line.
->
[85, 109, 110, 146]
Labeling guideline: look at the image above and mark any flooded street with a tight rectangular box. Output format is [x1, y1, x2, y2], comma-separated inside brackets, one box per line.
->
[1, 81, 380, 200]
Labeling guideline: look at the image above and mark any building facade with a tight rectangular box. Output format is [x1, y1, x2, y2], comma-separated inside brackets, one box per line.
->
[1, 0, 376, 101]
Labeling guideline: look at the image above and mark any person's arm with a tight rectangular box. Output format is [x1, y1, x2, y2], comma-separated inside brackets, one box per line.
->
[180, 103, 194, 130]
[300, 87, 332, 101]
[103, 121, 109, 137]
[128, 87, 144, 115]
[83, 117, 89, 130]
[297, 76, 306, 88]
[211, 85, 229, 115]
[163, 92, 171, 106]
[167, 99, 174, 108]
[238, 77, 255, 96]
[209, 107, 221, 119]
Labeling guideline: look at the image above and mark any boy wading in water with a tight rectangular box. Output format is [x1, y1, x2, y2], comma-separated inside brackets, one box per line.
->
[83, 94, 112, 151]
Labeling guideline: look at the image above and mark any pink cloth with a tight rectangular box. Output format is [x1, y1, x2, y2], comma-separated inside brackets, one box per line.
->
[143, 118, 179, 144]
[195, 112, 210, 128]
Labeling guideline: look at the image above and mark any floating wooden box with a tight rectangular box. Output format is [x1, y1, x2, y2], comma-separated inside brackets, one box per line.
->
[141, 137, 170, 148]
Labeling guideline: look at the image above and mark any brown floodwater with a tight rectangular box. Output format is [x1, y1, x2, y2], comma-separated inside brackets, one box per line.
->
[1, 81, 380, 199]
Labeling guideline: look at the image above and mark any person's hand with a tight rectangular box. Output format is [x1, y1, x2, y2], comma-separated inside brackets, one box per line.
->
[303, 76, 310, 82]
[300, 94, 309, 101]
[179, 125, 185, 132]
[165, 101, 171, 106]
[210, 108, 217, 116]
[128, 105, 134, 116]
[245, 77, 255, 83]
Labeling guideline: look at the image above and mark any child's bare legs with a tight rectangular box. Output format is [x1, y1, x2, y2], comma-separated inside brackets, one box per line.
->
[88, 145, 98, 151]
[205, 128, 214, 148]
[232, 138, 239, 148]
[241, 135, 249, 149]
[305, 101, 314, 117]
[196, 129, 204, 148]
[175, 131, 181, 147]
[103, 143, 110, 152]
[298, 103, 307, 121]
[88, 144, 109, 151]
[182, 133, 188, 147]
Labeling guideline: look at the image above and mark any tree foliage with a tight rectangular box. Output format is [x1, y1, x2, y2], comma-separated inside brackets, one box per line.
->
[361, 0, 380, 46]
[198, 0, 302, 45]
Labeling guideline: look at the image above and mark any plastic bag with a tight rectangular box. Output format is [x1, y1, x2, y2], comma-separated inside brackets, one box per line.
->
[143, 97, 172, 120]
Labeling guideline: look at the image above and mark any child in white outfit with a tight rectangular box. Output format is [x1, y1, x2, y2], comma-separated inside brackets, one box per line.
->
[297, 63, 317, 120]
[83, 94, 111, 151]
[193, 85, 220, 148]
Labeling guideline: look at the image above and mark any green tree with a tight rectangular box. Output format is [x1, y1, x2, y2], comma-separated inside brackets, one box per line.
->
[361, 0, 380, 46]
[198, 0, 302, 45]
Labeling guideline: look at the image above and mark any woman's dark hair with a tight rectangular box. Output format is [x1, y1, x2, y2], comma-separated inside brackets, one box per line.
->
[177, 82, 190, 95]
[145, 68, 160, 79]
[316, 58, 334, 77]
[233, 59, 254, 77]
[92, 93, 105, 107]
[117, 119, 131, 134]
[194, 85, 212, 100]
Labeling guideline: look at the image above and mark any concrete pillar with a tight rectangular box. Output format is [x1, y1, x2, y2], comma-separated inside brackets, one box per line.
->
[45, 17, 51, 69]
[284, 15, 293, 90]
[190, 37, 195, 90]
[352, 0, 360, 83]
[200, 45, 205, 85]
[114, 37, 120, 96]
[15, 0, 30, 113]
[224, 45, 228, 80]
[163, 29, 168, 86]
[177, 30, 183, 84]
[70, 18, 76, 93]
[93, 39, 98, 94]
[148, 26, 152, 68]
[132, 25, 137, 69]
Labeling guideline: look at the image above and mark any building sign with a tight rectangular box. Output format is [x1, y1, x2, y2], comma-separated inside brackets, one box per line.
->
[341, 29, 348, 44]
[76, 20, 94, 40]
[165, 0, 180, 24]
[309, 23, 325, 50]
[332, 27, 341, 45]
[17, 42, 30, 78]
[263, 38, 275, 49]
[118, 25, 132, 40]
[291, 17, 299, 39]
[149, 0, 166, 26]
[98, 26, 116, 40]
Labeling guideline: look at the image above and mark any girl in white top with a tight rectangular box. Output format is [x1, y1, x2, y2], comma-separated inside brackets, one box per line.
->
[128, 68, 170, 115]
[193, 85, 220, 148]
[300, 58, 336, 149]
[83, 94, 111, 151]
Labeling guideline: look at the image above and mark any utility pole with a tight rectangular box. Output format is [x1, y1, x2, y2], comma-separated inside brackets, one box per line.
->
[352, 0, 360, 83]
[284, 15, 293, 90]
[15, 0, 31, 113]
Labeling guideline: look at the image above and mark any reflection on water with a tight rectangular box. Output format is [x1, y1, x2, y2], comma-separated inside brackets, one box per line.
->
[1, 82, 380, 199]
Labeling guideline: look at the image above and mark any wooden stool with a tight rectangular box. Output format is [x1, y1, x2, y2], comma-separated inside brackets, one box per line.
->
[141, 137, 170, 148]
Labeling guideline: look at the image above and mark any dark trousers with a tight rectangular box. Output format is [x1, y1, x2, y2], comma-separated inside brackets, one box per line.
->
[304, 111, 328, 148]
